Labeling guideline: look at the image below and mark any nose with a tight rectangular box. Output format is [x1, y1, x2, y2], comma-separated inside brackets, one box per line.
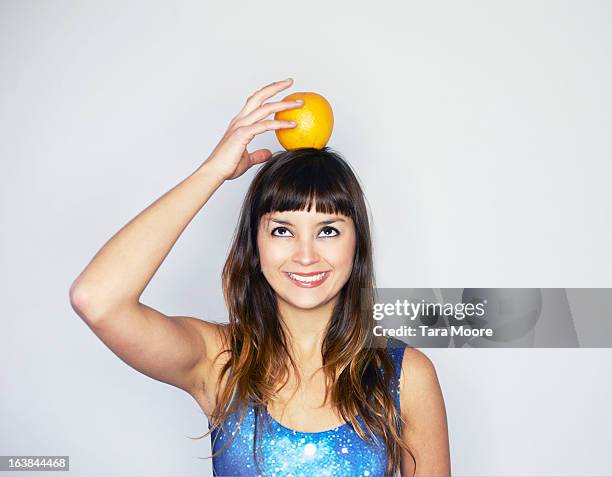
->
[292, 237, 320, 267]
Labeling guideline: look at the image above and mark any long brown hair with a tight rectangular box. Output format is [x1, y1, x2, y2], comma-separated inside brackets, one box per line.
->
[197, 147, 413, 476]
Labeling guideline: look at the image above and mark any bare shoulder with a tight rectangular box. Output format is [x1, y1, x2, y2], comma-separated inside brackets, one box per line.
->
[399, 346, 451, 476]
[399, 346, 443, 410]
[182, 317, 229, 360]
[400, 347, 439, 388]
[181, 318, 231, 414]
[187, 318, 231, 373]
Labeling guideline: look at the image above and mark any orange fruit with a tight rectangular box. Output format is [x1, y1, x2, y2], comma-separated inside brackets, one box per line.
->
[274, 92, 334, 150]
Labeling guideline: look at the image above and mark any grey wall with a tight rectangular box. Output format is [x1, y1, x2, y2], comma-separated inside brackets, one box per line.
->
[1, 1, 611, 476]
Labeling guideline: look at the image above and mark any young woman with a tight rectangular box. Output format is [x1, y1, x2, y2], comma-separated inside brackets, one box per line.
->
[69, 78, 450, 477]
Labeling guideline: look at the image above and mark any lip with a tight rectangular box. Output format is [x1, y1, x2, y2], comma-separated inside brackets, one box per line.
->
[284, 271, 331, 288]
[286, 271, 331, 276]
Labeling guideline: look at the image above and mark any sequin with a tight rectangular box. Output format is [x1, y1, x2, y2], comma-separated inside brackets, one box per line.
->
[209, 337, 407, 477]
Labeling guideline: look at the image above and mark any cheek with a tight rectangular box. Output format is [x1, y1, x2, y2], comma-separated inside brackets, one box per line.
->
[331, 234, 357, 271]
[257, 235, 285, 272]
[328, 243, 355, 268]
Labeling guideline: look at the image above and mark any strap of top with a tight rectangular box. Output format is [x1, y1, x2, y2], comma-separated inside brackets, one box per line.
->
[385, 336, 408, 418]
[384, 338, 408, 477]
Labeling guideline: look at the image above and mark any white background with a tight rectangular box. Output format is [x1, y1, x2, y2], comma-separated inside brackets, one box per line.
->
[1, 1, 611, 476]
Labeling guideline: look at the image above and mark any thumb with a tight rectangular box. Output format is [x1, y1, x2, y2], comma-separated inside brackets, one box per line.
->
[249, 148, 273, 166]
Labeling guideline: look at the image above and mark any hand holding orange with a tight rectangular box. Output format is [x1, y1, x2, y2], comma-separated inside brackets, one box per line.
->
[274, 92, 334, 150]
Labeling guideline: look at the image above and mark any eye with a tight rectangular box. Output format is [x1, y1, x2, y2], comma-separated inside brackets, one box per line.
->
[271, 226, 293, 237]
[319, 226, 340, 238]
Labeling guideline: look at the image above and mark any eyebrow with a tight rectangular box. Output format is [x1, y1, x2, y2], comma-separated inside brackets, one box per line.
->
[270, 218, 345, 226]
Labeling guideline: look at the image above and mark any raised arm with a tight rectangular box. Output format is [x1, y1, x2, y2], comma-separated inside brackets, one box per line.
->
[69, 78, 303, 403]
[69, 166, 229, 396]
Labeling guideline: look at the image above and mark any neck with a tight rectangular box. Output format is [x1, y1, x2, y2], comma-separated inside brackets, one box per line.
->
[277, 295, 339, 362]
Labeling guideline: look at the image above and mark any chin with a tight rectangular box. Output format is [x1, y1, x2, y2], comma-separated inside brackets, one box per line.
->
[304, 300, 332, 311]
[282, 296, 327, 311]
[278, 290, 336, 311]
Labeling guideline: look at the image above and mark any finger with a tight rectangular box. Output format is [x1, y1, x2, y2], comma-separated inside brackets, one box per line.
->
[248, 148, 272, 166]
[233, 100, 303, 129]
[234, 78, 293, 122]
[235, 119, 296, 145]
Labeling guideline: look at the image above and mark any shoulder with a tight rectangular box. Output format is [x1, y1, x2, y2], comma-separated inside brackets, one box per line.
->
[175, 317, 230, 360]
[400, 346, 438, 385]
[187, 319, 231, 415]
[398, 345, 446, 427]
[395, 346, 451, 474]
[383, 339, 444, 426]
[385, 337, 436, 382]
[191, 319, 230, 365]
[196, 318, 229, 345]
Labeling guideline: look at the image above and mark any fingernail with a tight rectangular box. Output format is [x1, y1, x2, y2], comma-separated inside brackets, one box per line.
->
[295, 99, 304, 103]
[289, 121, 297, 125]
[285, 77, 293, 82]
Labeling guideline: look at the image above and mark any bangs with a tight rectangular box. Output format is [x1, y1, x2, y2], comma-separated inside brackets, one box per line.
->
[255, 149, 356, 219]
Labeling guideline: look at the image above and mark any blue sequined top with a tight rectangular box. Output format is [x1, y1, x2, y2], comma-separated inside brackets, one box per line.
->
[208, 337, 408, 477]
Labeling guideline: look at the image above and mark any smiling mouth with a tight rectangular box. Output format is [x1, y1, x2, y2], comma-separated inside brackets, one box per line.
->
[284, 271, 331, 288]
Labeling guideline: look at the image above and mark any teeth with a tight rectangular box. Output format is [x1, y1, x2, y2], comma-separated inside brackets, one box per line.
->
[288, 272, 327, 282]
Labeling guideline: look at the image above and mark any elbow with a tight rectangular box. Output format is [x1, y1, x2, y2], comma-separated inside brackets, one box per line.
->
[69, 282, 106, 323]
[69, 282, 92, 319]
[69, 281, 137, 324]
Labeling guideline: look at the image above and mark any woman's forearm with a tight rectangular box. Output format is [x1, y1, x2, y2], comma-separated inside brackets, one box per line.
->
[70, 164, 226, 318]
